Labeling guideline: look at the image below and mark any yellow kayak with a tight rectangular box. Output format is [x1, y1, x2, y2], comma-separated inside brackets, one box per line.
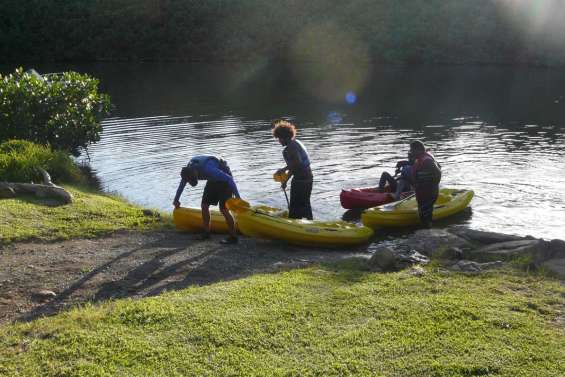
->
[173, 207, 232, 233]
[226, 199, 374, 247]
[362, 188, 474, 229]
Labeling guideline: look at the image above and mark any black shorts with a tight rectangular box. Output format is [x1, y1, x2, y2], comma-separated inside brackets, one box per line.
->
[202, 181, 233, 208]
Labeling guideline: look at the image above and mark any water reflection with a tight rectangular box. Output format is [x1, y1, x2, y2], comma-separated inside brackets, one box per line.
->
[85, 114, 565, 240]
[9, 62, 561, 239]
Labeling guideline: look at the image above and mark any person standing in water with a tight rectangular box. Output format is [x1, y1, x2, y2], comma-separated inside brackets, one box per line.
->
[273, 119, 314, 220]
[409, 140, 442, 228]
[173, 156, 240, 244]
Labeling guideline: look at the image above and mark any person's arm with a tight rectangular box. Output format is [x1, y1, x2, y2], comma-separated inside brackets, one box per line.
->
[204, 165, 241, 198]
[173, 179, 187, 207]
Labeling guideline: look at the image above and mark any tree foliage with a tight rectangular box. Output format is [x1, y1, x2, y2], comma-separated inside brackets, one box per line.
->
[1, 0, 564, 66]
[0, 68, 111, 156]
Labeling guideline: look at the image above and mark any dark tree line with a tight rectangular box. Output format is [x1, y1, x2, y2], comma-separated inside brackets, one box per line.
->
[1, 0, 564, 66]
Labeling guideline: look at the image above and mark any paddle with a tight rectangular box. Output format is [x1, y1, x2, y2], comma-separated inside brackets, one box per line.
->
[225, 198, 251, 213]
[274, 171, 290, 211]
[383, 192, 416, 209]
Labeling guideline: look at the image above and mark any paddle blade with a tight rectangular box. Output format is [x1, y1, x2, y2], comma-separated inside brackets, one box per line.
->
[273, 171, 289, 183]
[226, 198, 251, 213]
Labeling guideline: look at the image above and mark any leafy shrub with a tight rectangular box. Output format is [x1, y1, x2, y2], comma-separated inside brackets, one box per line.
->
[0, 68, 111, 156]
[0, 139, 84, 184]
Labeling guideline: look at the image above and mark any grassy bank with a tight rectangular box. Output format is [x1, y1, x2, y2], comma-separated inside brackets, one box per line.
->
[0, 261, 562, 376]
[0, 185, 170, 244]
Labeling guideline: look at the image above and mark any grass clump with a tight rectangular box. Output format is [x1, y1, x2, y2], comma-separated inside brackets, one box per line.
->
[0, 263, 562, 376]
[0, 139, 84, 184]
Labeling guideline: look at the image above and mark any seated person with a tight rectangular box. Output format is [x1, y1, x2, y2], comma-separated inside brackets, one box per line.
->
[377, 160, 413, 200]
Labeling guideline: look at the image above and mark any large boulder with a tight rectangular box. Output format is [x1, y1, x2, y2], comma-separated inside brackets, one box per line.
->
[541, 258, 565, 279]
[548, 239, 565, 259]
[401, 228, 474, 258]
[465, 239, 549, 262]
[448, 227, 526, 244]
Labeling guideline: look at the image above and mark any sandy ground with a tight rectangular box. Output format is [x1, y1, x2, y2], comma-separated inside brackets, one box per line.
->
[0, 230, 369, 324]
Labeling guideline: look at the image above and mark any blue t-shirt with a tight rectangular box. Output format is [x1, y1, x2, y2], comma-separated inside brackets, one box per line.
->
[174, 156, 240, 202]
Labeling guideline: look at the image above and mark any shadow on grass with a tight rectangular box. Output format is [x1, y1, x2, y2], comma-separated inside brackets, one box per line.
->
[18, 232, 372, 322]
[6, 193, 69, 207]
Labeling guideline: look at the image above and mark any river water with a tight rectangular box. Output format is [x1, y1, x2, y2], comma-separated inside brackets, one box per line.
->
[8, 62, 565, 240]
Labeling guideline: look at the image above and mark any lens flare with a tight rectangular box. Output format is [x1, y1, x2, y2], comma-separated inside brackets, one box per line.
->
[345, 91, 357, 104]
[290, 22, 371, 103]
[495, 0, 565, 60]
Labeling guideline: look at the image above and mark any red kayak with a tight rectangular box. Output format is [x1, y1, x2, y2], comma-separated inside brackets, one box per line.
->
[340, 187, 394, 209]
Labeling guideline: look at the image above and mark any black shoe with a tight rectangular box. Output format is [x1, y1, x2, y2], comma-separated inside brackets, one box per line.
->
[200, 232, 211, 240]
[220, 236, 238, 245]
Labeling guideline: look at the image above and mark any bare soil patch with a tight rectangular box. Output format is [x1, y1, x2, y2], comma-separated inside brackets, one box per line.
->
[0, 230, 368, 324]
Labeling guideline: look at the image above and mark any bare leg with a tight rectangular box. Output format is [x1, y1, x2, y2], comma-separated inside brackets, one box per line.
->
[201, 202, 211, 234]
[220, 204, 237, 238]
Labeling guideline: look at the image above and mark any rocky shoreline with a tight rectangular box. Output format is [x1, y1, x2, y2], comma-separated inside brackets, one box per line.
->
[368, 226, 565, 278]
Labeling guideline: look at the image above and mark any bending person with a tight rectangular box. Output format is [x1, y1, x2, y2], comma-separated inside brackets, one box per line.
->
[173, 155, 240, 244]
[272, 119, 314, 220]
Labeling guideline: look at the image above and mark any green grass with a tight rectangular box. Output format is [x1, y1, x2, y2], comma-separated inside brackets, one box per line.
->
[0, 262, 562, 376]
[0, 185, 170, 243]
[0, 140, 85, 184]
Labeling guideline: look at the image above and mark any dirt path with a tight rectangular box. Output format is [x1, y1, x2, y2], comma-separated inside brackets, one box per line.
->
[0, 230, 369, 324]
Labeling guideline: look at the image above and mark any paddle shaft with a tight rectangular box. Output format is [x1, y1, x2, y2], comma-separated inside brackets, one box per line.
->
[390, 192, 416, 207]
[282, 186, 290, 210]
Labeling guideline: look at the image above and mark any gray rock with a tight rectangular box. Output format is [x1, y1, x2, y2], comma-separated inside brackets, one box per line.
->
[395, 250, 430, 269]
[368, 247, 429, 271]
[466, 239, 548, 262]
[541, 258, 565, 279]
[549, 239, 565, 259]
[449, 260, 503, 273]
[31, 289, 57, 301]
[402, 229, 473, 257]
[449, 227, 524, 245]
[368, 247, 396, 270]
[0, 183, 16, 199]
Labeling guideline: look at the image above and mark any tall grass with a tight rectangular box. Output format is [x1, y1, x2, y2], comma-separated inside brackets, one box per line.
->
[0, 140, 84, 184]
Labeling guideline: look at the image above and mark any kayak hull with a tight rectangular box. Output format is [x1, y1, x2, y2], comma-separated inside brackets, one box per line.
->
[233, 205, 374, 247]
[173, 207, 231, 233]
[340, 187, 394, 209]
[361, 188, 474, 229]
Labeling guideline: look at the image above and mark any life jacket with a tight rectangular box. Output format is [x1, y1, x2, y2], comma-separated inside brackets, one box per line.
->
[412, 152, 441, 186]
[283, 139, 311, 170]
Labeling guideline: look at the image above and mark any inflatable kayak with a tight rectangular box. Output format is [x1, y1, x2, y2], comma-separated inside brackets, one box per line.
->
[340, 187, 395, 209]
[173, 207, 232, 233]
[361, 188, 474, 228]
[226, 199, 374, 247]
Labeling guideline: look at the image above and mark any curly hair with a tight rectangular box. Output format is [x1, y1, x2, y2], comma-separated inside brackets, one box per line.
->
[272, 119, 297, 140]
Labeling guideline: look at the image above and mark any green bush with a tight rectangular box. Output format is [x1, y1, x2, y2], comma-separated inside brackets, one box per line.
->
[0, 140, 84, 184]
[0, 68, 111, 156]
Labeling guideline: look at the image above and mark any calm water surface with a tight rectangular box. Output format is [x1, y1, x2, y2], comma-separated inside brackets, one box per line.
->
[13, 63, 565, 240]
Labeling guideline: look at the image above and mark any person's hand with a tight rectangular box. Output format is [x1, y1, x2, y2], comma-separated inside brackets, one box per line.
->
[173, 200, 180, 208]
[396, 160, 409, 168]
